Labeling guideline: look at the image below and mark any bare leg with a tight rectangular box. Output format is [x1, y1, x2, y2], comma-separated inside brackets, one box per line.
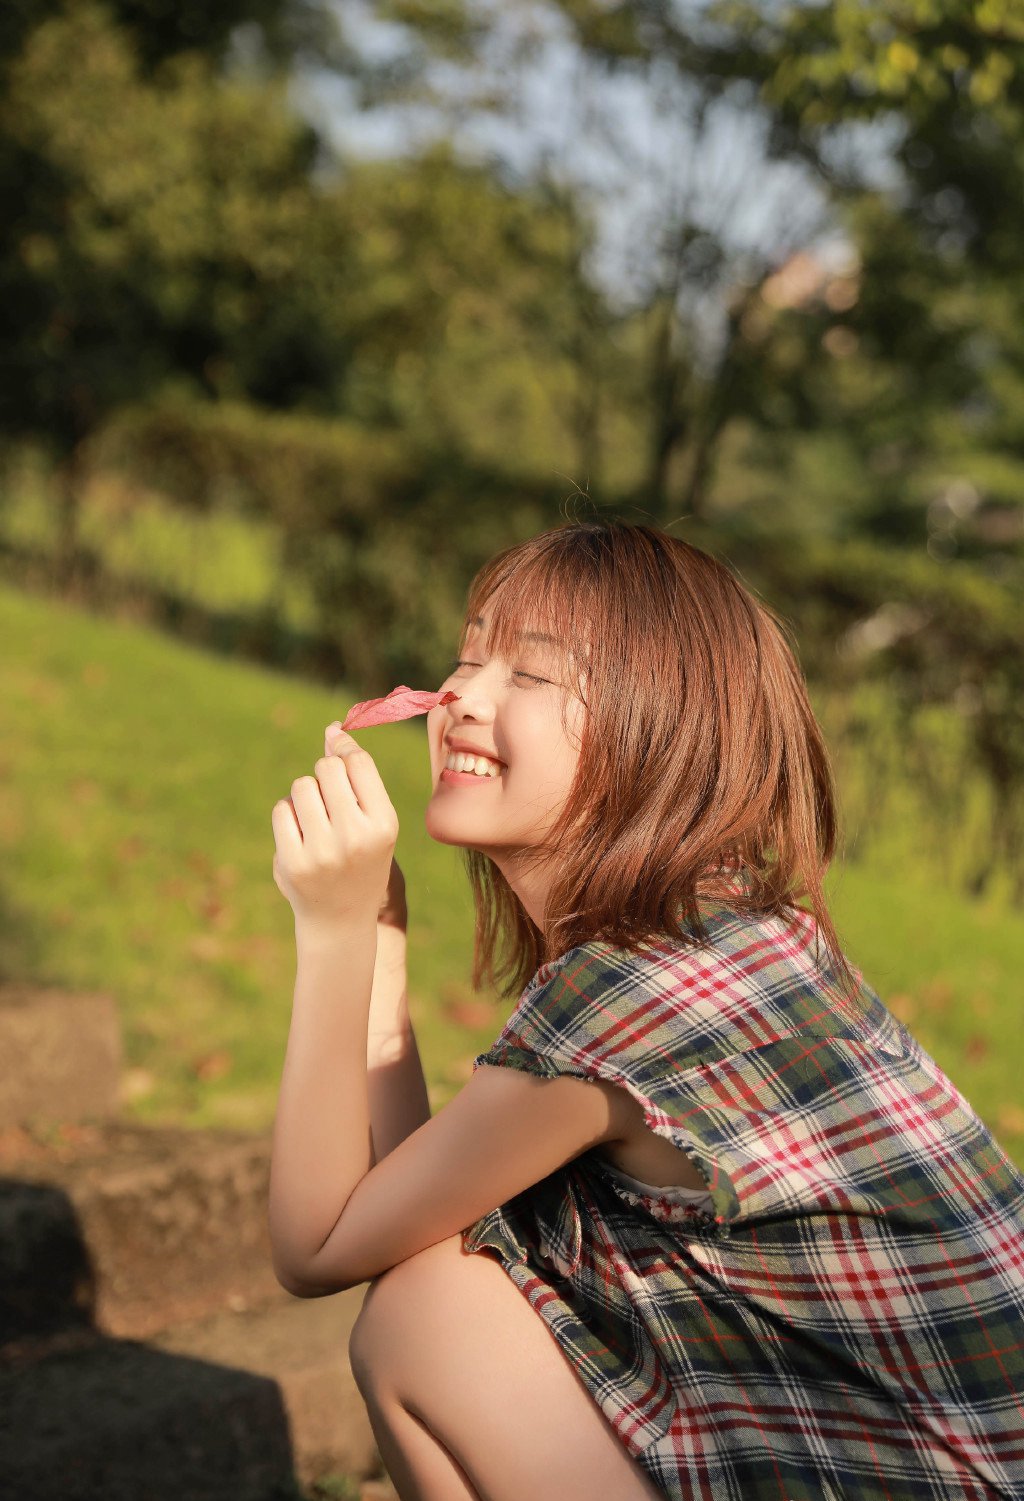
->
[349, 1232, 664, 1501]
[362, 1387, 481, 1501]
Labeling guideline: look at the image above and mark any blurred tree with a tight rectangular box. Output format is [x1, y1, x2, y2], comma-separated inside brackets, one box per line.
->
[340, 0, 832, 523]
[355, 0, 1024, 553]
[334, 144, 615, 486]
[678, 0, 1024, 896]
[0, 1, 354, 581]
[0, 0, 340, 74]
[0, 0, 619, 583]
[686, 0, 1024, 560]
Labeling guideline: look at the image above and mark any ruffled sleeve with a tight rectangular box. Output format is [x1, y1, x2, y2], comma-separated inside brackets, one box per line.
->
[465, 938, 740, 1243]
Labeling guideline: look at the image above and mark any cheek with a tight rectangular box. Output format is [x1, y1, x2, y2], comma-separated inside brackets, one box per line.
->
[426, 713, 445, 769]
[516, 713, 577, 784]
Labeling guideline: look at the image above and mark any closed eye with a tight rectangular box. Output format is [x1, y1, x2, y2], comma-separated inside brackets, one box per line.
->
[450, 659, 548, 685]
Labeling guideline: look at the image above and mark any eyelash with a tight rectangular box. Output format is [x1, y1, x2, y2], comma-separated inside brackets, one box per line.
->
[450, 659, 548, 685]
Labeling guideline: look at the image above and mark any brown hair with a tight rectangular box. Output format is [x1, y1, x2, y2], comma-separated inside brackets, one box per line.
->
[455, 519, 859, 1007]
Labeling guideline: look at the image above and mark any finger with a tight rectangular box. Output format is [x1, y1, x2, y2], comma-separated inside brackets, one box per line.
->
[324, 721, 342, 758]
[289, 773, 337, 850]
[271, 796, 303, 851]
[312, 751, 367, 830]
[322, 732, 397, 828]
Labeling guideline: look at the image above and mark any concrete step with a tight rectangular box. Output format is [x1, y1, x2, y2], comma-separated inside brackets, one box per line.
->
[0, 1324, 304, 1501]
[0, 983, 121, 1129]
[0, 1117, 281, 1338]
[152, 1285, 382, 1489]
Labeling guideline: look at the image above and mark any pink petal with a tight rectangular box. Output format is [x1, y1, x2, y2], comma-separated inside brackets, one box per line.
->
[341, 685, 461, 731]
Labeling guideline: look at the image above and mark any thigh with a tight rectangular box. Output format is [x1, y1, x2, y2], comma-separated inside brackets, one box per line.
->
[349, 1232, 663, 1501]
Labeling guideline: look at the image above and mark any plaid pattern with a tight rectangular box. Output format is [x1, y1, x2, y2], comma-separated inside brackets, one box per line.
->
[462, 890, 1024, 1500]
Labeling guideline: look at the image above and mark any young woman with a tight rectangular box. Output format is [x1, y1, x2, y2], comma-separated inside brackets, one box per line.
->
[268, 520, 1024, 1501]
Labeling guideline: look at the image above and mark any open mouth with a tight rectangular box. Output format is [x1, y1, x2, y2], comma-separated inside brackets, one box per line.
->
[440, 763, 504, 784]
[442, 750, 505, 780]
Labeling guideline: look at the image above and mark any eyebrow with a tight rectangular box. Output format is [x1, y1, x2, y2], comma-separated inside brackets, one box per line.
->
[470, 615, 558, 645]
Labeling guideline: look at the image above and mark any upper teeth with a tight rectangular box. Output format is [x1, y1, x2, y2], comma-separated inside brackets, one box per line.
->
[445, 751, 502, 777]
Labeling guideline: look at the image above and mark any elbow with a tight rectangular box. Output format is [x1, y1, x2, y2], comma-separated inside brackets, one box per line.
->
[271, 1251, 325, 1299]
[268, 1210, 365, 1296]
[272, 1252, 360, 1299]
[275, 1269, 317, 1299]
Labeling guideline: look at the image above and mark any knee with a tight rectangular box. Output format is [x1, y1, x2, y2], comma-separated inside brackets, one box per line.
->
[348, 1266, 404, 1394]
[348, 1248, 423, 1386]
[348, 1233, 468, 1394]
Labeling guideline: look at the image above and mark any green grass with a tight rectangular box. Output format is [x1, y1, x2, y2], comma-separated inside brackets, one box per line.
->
[0, 576, 487, 1132]
[1, 575, 1022, 1174]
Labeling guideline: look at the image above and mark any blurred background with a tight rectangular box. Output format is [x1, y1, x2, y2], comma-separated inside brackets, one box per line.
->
[1, 0, 1020, 1230]
[3, 4, 1023, 1493]
[3, 0, 1023, 1140]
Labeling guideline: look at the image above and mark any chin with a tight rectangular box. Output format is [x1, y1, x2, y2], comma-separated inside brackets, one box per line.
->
[425, 809, 498, 858]
[424, 807, 468, 844]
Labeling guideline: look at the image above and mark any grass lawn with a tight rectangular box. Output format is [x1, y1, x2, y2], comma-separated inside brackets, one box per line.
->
[2, 577, 1022, 1174]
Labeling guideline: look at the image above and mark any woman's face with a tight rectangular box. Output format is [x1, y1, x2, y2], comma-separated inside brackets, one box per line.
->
[424, 611, 587, 880]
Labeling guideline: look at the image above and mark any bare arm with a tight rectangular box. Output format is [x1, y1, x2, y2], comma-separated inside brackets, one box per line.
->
[367, 918, 432, 1163]
[267, 723, 637, 1299]
[267, 916, 377, 1287]
[266, 725, 431, 1294]
[270, 908, 636, 1299]
[268, 902, 431, 1290]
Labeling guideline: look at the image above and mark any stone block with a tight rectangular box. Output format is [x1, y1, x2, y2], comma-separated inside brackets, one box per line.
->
[0, 1120, 280, 1338]
[154, 1287, 379, 1487]
[0, 1329, 301, 1501]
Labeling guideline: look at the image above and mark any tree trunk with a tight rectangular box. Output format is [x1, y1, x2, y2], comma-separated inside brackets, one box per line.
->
[643, 297, 690, 518]
[52, 445, 86, 592]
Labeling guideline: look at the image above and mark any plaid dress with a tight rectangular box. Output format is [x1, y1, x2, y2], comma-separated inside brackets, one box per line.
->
[461, 889, 1024, 1500]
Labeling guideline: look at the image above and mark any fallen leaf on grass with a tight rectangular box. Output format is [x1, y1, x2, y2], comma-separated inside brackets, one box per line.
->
[443, 999, 497, 1030]
[191, 1050, 233, 1082]
[200, 893, 230, 925]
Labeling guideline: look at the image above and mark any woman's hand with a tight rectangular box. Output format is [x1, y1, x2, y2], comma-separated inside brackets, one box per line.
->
[320, 722, 407, 930]
[272, 723, 400, 938]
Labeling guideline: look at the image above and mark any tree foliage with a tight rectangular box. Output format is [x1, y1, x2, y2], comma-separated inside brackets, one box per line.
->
[2, 0, 1023, 898]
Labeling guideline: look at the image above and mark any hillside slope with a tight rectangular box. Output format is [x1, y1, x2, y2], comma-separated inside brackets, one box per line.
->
[1, 580, 1021, 1172]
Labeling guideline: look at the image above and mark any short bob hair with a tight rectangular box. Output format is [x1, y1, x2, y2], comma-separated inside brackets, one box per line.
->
[452, 518, 859, 1007]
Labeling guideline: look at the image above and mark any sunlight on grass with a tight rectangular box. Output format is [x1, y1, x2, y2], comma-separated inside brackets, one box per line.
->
[1, 577, 1021, 1172]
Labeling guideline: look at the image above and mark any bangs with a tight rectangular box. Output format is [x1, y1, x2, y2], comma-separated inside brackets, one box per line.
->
[459, 543, 593, 698]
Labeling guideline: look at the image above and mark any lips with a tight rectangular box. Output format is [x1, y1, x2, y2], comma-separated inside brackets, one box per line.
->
[444, 740, 506, 767]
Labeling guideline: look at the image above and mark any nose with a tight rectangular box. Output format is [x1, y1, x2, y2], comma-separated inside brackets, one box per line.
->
[444, 669, 500, 714]
[448, 688, 497, 721]
[430, 694, 495, 745]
